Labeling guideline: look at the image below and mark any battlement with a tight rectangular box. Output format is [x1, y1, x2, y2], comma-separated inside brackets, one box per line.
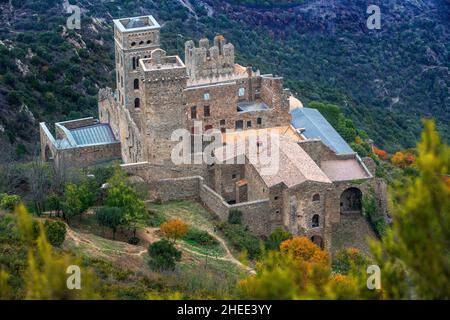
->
[185, 35, 235, 81]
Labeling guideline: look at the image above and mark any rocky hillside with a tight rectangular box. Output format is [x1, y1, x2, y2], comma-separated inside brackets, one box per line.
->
[0, 0, 448, 160]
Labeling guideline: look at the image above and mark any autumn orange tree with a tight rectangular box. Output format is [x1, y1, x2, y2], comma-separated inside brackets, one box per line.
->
[372, 146, 388, 160]
[238, 236, 379, 300]
[160, 219, 188, 243]
[391, 151, 415, 168]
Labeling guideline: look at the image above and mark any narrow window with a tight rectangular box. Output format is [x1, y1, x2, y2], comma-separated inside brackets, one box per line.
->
[235, 120, 243, 130]
[247, 121, 252, 128]
[204, 105, 210, 117]
[313, 194, 320, 202]
[132, 57, 136, 70]
[134, 79, 139, 90]
[134, 98, 140, 109]
[204, 92, 210, 101]
[220, 119, 226, 126]
[257, 117, 262, 125]
[239, 87, 245, 97]
[191, 106, 197, 119]
[232, 173, 237, 179]
[312, 214, 320, 228]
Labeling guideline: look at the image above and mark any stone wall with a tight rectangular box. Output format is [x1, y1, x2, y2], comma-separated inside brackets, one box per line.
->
[120, 168, 274, 236]
[148, 176, 201, 202]
[40, 121, 122, 168]
[185, 36, 235, 82]
[99, 88, 144, 163]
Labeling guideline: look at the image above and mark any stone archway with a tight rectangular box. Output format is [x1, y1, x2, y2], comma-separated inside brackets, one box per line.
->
[340, 187, 362, 214]
[311, 235, 324, 249]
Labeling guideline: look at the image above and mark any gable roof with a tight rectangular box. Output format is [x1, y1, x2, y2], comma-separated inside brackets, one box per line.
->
[291, 108, 355, 155]
[215, 133, 332, 188]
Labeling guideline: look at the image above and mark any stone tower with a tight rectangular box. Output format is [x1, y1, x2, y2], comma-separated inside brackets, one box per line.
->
[113, 16, 161, 111]
[139, 49, 188, 164]
[185, 35, 235, 81]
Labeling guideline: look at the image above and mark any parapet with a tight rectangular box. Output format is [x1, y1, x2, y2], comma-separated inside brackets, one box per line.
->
[185, 35, 235, 81]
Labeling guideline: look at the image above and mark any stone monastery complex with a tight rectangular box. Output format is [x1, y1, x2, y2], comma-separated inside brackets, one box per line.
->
[40, 15, 387, 252]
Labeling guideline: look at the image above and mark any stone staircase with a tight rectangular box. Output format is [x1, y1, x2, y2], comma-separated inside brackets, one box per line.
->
[331, 213, 378, 256]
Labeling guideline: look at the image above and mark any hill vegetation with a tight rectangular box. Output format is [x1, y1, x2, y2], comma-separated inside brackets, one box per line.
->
[0, 0, 448, 159]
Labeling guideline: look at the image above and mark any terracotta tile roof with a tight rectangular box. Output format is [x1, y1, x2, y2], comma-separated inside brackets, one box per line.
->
[215, 133, 331, 188]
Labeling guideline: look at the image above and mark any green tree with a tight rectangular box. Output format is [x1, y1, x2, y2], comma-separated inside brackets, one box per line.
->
[0, 194, 21, 211]
[95, 207, 124, 239]
[148, 239, 182, 271]
[370, 120, 450, 299]
[265, 227, 292, 251]
[46, 193, 62, 217]
[105, 166, 145, 237]
[62, 180, 96, 222]
[43, 220, 67, 247]
[62, 183, 82, 222]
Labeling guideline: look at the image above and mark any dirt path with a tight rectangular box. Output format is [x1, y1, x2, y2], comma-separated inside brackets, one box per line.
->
[65, 220, 255, 274]
[139, 226, 255, 274]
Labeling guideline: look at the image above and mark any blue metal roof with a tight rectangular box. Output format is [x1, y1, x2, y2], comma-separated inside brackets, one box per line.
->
[291, 108, 355, 155]
[69, 124, 116, 146]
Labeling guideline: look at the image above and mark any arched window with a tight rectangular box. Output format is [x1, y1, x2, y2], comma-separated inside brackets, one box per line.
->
[134, 79, 139, 90]
[313, 194, 320, 202]
[312, 214, 320, 228]
[134, 98, 140, 109]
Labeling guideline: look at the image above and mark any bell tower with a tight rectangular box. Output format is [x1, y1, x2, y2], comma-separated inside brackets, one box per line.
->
[113, 16, 161, 111]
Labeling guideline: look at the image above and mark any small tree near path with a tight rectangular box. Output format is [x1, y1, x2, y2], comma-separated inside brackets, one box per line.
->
[160, 219, 188, 243]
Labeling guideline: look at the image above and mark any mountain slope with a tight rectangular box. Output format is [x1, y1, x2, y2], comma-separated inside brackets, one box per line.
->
[0, 0, 448, 160]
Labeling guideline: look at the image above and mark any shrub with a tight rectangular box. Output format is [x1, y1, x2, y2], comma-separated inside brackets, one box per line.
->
[228, 209, 242, 225]
[280, 236, 329, 265]
[44, 220, 67, 247]
[217, 222, 261, 259]
[147, 210, 166, 227]
[148, 239, 181, 271]
[127, 236, 140, 245]
[332, 248, 369, 274]
[183, 228, 218, 247]
[265, 228, 292, 251]
[0, 194, 21, 211]
[160, 219, 188, 242]
[46, 193, 62, 215]
[95, 207, 124, 239]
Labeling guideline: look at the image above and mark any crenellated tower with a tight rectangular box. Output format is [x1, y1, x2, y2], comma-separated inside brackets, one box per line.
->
[185, 35, 235, 81]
